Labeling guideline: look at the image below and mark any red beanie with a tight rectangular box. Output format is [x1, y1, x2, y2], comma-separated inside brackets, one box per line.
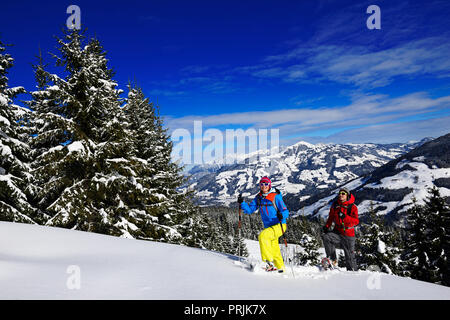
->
[259, 176, 272, 188]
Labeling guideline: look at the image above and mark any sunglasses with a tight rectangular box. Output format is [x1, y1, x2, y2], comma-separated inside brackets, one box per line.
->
[339, 192, 348, 196]
[260, 183, 270, 186]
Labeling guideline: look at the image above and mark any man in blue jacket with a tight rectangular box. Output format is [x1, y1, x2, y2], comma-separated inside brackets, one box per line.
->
[238, 176, 289, 272]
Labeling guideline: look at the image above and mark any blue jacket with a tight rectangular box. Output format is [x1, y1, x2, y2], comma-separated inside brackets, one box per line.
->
[240, 190, 289, 229]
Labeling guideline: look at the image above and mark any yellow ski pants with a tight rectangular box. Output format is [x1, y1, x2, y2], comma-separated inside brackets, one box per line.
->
[258, 223, 286, 270]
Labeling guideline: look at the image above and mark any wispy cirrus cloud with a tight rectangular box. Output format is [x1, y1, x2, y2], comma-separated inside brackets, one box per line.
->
[165, 91, 450, 136]
[286, 116, 450, 145]
[148, 89, 186, 97]
[159, 0, 450, 146]
[147, 73, 238, 99]
[226, 0, 450, 89]
[236, 37, 450, 89]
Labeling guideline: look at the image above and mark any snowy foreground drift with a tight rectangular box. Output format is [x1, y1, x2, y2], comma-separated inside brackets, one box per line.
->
[0, 222, 449, 300]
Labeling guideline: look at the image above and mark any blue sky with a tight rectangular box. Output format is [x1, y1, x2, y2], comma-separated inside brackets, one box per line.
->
[1, 0, 450, 148]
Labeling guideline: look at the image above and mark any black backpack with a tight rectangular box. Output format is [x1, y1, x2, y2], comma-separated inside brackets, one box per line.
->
[332, 201, 354, 216]
[332, 201, 358, 233]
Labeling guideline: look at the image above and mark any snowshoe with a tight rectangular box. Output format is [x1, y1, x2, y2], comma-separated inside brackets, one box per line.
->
[264, 261, 277, 272]
[332, 259, 338, 269]
[321, 257, 333, 270]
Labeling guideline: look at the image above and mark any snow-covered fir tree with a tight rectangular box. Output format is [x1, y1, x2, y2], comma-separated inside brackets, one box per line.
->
[400, 197, 437, 283]
[214, 206, 250, 256]
[121, 83, 197, 241]
[26, 29, 123, 233]
[293, 233, 320, 266]
[25, 29, 197, 242]
[202, 222, 227, 253]
[177, 209, 216, 248]
[356, 201, 400, 274]
[443, 205, 450, 286]
[337, 251, 346, 268]
[422, 187, 449, 285]
[0, 39, 37, 223]
[23, 47, 65, 223]
[232, 233, 249, 258]
[208, 219, 234, 254]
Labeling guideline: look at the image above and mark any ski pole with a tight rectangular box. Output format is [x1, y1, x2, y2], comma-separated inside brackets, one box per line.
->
[238, 193, 243, 230]
[238, 207, 242, 230]
[278, 215, 295, 278]
[237, 195, 243, 263]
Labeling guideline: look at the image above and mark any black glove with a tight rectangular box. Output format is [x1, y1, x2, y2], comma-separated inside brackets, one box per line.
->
[276, 211, 283, 221]
[237, 194, 243, 204]
[339, 211, 346, 220]
[322, 226, 329, 233]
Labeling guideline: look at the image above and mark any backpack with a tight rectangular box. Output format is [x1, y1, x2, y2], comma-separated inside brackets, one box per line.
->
[332, 201, 354, 217]
[256, 188, 281, 213]
[256, 189, 288, 238]
[332, 201, 357, 232]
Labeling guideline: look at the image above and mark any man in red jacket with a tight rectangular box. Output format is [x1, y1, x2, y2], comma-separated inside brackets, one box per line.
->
[321, 187, 359, 271]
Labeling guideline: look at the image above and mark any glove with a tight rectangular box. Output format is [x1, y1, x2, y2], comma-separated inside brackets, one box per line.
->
[237, 194, 243, 204]
[339, 211, 346, 220]
[276, 211, 283, 221]
[322, 226, 329, 233]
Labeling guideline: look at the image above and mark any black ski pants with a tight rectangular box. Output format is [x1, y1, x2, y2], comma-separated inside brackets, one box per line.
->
[321, 231, 358, 271]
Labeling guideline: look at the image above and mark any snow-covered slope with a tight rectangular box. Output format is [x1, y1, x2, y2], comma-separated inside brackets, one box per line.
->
[186, 139, 428, 209]
[298, 133, 450, 222]
[1, 221, 449, 300]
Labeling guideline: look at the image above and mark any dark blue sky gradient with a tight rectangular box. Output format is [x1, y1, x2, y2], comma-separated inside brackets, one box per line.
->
[1, 0, 450, 144]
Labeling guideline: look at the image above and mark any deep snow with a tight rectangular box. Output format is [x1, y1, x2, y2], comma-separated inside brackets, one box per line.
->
[0, 221, 449, 300]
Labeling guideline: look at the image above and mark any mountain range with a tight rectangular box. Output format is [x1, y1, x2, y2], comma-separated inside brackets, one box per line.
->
[185, 137, 435, 214]
[297, 133, 450, 224]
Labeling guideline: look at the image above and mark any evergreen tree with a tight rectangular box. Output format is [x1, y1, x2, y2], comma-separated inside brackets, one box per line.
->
[442, 204, 450, 286]
[26, 29, 196, 242]
[26, 29, 124, 234]
[24, 46, 64, 223]
[294, 233, 320, 266]
[232, 233, 249, 258]
[202, 222, 228, 253]
[0, 39, 37, 223]
[177, 208, 216, 248]
[337, 251, 346, 268]
[422, 187, 449, 285]
[357, 201, 400, 274]
[121, 83, 196, 242]
[400, 197, 437, 282]
[221, 233, 234, 255]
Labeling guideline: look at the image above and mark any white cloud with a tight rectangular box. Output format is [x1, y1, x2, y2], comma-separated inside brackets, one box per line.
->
[239, 37, 450, 89]
[285, 116, 450, 145]
[165, 91, 450, 134]
[148, 89, 186, 97]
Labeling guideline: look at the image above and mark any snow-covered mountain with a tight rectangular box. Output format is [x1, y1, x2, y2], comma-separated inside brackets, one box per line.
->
[297, 133, 450, 223]
[1, 221, 449, 300]
[185, 139, 430, 209]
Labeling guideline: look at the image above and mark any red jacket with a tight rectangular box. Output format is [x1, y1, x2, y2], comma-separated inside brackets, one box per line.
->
[325, 194, 359, 237]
